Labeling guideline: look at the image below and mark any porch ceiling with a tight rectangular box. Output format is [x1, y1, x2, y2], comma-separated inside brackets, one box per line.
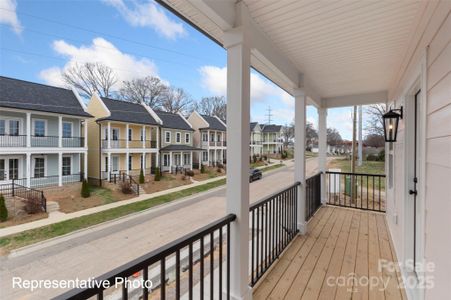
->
[160, 0, 425, 105]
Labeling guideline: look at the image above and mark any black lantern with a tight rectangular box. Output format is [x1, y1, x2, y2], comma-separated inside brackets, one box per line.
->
[383, 107, 403, 142]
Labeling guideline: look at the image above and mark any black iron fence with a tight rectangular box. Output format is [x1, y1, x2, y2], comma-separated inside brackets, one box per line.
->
[306, 172, 322, 221]
[53, 214, 236, 300]
[109, 171, 140, 195]
[0, 183, 46, 212]
[14, 173, 84, 188]
[249, 182, 299, 286]
[325, 171, 386, 212]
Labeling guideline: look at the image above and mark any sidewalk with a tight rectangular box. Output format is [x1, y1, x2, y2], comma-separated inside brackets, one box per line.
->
[0, 161, 284, 238]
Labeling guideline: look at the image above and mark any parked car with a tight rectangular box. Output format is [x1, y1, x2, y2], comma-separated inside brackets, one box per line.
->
[249, 168, 262, 182]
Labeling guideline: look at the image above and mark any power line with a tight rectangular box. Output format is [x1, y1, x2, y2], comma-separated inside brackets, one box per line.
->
[266, 106, 273, 125]
[0, 7, 206, 61]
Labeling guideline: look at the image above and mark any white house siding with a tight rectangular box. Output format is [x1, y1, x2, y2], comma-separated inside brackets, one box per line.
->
[387, 2, 451, 299]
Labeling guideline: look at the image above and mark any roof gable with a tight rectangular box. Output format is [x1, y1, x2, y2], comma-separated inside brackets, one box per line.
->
[201, 114, 226, 131]
[98, 97, 159, 125]
[156, 110, 193, 131]
[262, 124, 282, 133]
[0, 76, 91, 117]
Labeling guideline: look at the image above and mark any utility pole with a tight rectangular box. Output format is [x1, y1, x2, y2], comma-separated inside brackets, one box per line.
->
[266, 106, 273, 125]
[358, 105, 363, 166]
[351, 106, 357, 204]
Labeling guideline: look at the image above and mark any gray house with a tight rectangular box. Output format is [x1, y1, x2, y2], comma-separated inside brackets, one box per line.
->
[0, 76, 92, 188]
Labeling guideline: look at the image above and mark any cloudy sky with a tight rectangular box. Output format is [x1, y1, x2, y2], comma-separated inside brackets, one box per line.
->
[0, 0, 359, 139]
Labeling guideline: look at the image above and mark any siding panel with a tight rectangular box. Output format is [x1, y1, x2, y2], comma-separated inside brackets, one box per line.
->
[426, 136, 451, 168]
[426, 103, 451, 138]
[427, 72, 451, 114]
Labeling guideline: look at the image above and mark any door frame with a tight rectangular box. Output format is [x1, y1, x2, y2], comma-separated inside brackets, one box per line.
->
[401, 50, 427, 300]
[0, 156, 23, 183]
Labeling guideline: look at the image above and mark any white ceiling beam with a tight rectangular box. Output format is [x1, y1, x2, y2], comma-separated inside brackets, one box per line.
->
[322, 90, 388, 108]
[186, 0, 235, 30]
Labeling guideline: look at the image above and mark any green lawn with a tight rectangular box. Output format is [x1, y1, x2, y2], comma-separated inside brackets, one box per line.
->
[329, 158, 385, 175]
[305, 151, 318, 158]
[0, 163, 285, 253]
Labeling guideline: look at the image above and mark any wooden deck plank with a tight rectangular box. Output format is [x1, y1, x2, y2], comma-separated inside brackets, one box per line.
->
[266, 207, 337, 299]
[334, 210, 361, 300]
[284, 207, 347, 299]
[253, 207, 328, 299]
[376, 214, 403, 300]
[353, 210, 369, 300]
[368, 213, 385, 300]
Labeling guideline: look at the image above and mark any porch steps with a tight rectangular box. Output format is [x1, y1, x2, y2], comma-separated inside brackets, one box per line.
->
[46, 201, 60, 213]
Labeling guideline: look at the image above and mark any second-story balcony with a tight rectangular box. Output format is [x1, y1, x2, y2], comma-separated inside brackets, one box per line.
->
[101, 139, 157, 149]
[250, 140, 262, 145]
[0, 134, 85, 148]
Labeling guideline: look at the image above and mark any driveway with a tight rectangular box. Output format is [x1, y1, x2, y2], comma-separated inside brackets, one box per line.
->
[0, 158, 321, 299]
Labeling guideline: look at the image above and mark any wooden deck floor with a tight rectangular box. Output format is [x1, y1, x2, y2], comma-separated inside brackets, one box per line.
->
[253, 206, 406, 300]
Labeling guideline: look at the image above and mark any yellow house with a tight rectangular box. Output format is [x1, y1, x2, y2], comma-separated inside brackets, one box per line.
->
[86, 94, 162, 183]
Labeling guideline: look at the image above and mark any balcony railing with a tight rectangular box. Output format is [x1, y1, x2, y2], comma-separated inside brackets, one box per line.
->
[0, 135, 84, 147]
[15, 173, 84, 188]
[325, 171, 386, 212]
[250, 141, 262, 145]
[54, 214, 236, 300]
[306, 172, 322, 220]
[101, 139, 157, 149]
[249, 182, 299, 286]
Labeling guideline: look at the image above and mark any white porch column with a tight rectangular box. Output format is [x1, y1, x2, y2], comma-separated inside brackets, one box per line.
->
[107, 122, 111, 149]
[107, 152, 112, 180]
[142, 152, 146, 170]
[181, 152, 185, 167]
[214, 147, 217, 164]
[58, 116, 62, 148]
[83, 119, 88, 148]
[142, 125, 146, 148]
[26, 153, 31, 187]
[155, 152, 159, 169]
[58, 152, 63, 186]
[169, 151, 173, 172]
[156, 127, 159, 149]
[318, 107, 328, 204]
[224, 26, 252, 300]
[26, 113, 31, 147]
[126, 152, 130, 175]
[126, 124, 129, 149]
[84, 152, 88, 180]
[190, 152, 193, 170]
[294, 89, 307, 234]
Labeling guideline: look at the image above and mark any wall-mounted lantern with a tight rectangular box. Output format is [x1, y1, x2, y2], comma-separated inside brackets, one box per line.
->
[383, 107, 403, 142]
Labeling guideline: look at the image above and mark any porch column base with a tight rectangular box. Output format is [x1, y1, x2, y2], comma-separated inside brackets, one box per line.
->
[298, 221, 308, 235]
[226, 285, 253, 300]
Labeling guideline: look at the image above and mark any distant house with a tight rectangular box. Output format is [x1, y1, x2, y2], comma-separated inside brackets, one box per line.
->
[156, 110, 202, 173]
[188, 111, 226, 166]
[250, 122, 263, 157]
[86, 95, 161, 182]
[261, 124, 283, 154]
[0, 76, 92, 188]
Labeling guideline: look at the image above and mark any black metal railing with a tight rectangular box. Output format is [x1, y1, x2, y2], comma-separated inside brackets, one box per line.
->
[15, 173, 84, 188]
[53, 214, 236, 300]
[306, 172, 322, 221]
[325, 171, 386, 212]
[0, 182, 47, 212]
[109, 171, 140, 195]
[249, 182, 299, 286]
[0, 134, 26, 147]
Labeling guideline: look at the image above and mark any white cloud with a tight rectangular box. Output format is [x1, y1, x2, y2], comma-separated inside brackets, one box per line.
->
[0, 0, 22, 34]
[103, 0, 186, 40]
[40, 37, 159, 89]
[199, 65, 285, 103]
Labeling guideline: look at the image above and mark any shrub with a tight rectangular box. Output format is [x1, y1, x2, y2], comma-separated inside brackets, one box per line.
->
[377, 149, 385, 161]
[154, 167, 161, 181]
[120, 181, 133, 194]
[263, 155, 267, 161]
[281, 151, 288, 159]
[217, 168, 222, 173]
[200, 164, 205, 174]
[185, 170, 194, 177]
[217, 163, 224, 169]
[259, 156, 263, 162]
[253, 154, 257, 163]
[182, 175, 187, 181]
[367, 154, 378, 161]
[139, 169, 145, 184]
[81, 179, 90, 198]
[24, 195, 42, 214]
[0, 194, 7, 222]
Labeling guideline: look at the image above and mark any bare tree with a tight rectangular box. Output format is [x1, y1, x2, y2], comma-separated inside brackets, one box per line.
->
[306, 122, 318, 146]
[160, 87, 193, 114]
[119, 76, 167, 109]
[327, 128, 343, 146]
[62, 62, 117, 98]
[364, 133, 385, 148]
[192, 96, 227, 120]
[282, 122, 295, 146]
[365, 104, 386, 136]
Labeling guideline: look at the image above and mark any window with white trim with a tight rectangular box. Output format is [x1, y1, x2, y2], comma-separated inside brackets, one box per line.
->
[184, 153, 190, 165]
[185, 133, 190, 144]
[105, 156, 108, 172]
[128, 155, 132, 170]
[176, 132, 181, 143]
[165, 131, 171, 143]
[128, 128, 132, 141]
[0, 120, 5, 135]
[202, 133, 208, 142]
[202, 151, 208, 161]
[9, 120, 20, 136]
[62, 122, 72, 138]
[34, 157, 45, 178]
[34, 120, 45, 137]
[62, 156, 71, 176]
[163, 154, 170, 166]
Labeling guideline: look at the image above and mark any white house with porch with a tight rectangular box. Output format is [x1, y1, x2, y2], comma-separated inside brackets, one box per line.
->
[56, 1, 451, 300]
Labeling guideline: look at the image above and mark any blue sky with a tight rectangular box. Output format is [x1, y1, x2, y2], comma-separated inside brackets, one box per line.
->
[0, 0, 358, 140]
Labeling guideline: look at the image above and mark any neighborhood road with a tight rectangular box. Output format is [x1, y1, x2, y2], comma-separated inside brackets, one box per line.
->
[0, 158, 321, 299]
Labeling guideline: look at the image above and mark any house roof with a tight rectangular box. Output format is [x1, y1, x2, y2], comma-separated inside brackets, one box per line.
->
[0, 76, 92, 117]
[200, 114, 226, 131]
[160, 144, 203, 152]
[97, 97, 159, 126]
[250, 122, 258, 131]
[156, 110, 193, 131]
[262, 124, 282, 133]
